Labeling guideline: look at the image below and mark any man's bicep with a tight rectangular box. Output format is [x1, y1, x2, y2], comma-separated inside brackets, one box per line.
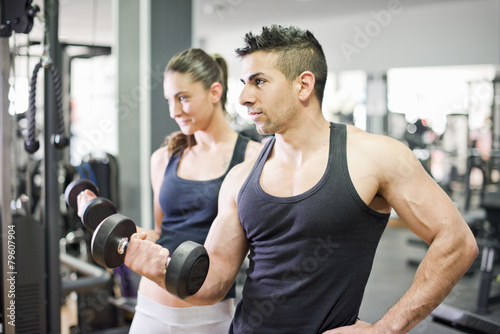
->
[205, 211, 248, 270]
[205, 167, 249, 284]
[380, 141, 466, 243]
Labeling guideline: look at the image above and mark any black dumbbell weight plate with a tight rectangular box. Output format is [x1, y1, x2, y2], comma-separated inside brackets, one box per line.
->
[91, 214, 136, 268]
[81, 197, 117, 231]
[65, 179, 99, 211]
[165, 241, 209, 299]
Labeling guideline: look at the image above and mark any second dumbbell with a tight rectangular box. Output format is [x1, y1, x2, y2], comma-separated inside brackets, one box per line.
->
[65, 179, 116, 231]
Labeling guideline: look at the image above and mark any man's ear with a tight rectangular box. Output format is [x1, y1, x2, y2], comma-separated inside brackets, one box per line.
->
[297, 71, 315, 102]
[209, 82, 223, 104]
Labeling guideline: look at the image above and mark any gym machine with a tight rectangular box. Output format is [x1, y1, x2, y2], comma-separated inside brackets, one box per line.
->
[0, 1, 51, 333]
[432, 190, 500, 334]
[1, 1, 176, 332]
[0, 1, 111, 333]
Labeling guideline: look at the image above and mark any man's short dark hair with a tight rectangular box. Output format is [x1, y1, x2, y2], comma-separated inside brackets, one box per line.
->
[235, 25, 328, 104]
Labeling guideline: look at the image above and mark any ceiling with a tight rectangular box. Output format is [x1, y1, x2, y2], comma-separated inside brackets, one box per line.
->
[194, 0, 462, 33]
[28, 0, 473, 47]
[19, 0, 497, 77]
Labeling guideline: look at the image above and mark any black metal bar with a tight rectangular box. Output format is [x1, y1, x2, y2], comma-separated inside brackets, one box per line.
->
[0, 34, 15, 334]
[60, 253, 111, 294]
[432, 304, 500, 334]
[44, 0, 62, 332]
[474, 245, 495, 314]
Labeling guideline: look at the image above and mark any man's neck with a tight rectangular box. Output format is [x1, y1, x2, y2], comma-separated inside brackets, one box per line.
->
[272, 117, 331, 165]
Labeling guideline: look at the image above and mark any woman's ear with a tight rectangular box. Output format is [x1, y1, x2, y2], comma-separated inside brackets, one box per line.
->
[297, 71, 315, 102]
[209, 82, 223, 104]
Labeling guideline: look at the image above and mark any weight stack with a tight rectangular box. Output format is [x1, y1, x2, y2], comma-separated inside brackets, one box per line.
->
[5, 215, 47, 333]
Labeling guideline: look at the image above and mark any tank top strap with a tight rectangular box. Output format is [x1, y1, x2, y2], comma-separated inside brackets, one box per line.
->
[254, 136, 275, 171]
[164, 147, 182, 177]
[165, 134, 251, 179]
[227, 134, 250, 170]
[330, 122, 345, 169]
[237, 136, 275, 203]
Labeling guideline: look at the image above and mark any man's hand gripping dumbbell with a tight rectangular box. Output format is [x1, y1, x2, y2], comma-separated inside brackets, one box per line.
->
[65, 179, 209, 299]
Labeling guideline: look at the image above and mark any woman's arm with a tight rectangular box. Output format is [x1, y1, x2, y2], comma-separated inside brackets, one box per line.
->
[124, 161, 253, 304]
[135, 146, 170, 241]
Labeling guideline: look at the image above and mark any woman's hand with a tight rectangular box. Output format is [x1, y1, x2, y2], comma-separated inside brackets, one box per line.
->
[76, 189, 97, 218]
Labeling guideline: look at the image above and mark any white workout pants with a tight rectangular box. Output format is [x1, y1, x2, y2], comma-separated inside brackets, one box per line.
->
[128, 292, 235, 334]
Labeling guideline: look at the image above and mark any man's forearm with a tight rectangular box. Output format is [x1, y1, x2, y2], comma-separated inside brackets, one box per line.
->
[184, 252, 237, 306]
[124, 233, 234, 305]
[373, 232, 478, 333]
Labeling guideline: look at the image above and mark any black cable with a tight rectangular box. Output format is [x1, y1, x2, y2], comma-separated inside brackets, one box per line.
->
[47, 61, 67, 148]
[25, 60, 43, 153]
[24, 60, 69, 153]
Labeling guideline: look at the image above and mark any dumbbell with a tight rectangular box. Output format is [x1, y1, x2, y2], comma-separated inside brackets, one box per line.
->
[91, 214, 209, 299]
[64, 179, 209, 299]
[65, 179, 117, 232]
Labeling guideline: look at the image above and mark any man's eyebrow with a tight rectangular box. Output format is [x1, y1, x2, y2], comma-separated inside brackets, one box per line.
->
[240, 72, 264, 84]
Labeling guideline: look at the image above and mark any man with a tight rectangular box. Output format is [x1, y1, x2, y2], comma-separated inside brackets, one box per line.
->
[125, 25, 478, 333]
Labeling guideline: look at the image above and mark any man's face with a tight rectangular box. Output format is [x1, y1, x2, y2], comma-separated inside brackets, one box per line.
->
[239, 51, 299, 135]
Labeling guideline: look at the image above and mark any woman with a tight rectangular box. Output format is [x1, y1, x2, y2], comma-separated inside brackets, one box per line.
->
[128, 48, 261, 333]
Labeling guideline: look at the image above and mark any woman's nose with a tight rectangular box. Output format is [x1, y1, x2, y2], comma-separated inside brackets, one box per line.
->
[169, 101, 182, 118]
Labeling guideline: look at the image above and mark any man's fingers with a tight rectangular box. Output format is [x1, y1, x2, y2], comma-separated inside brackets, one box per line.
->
[131, 232, 148, 240]
[125, 236, 170, 282]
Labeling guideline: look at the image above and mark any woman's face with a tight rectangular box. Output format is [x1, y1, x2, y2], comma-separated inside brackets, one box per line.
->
[163, 71, 216, 135]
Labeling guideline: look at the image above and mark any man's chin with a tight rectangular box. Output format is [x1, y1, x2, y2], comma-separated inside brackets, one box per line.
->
[255, 126, 271, 136]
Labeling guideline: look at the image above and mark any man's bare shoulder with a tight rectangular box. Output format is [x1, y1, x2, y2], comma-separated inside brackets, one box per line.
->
[345, 124, 425, 189]
[220, 148, 259, 198]
[245, 140, 264, 160]
[345, 124, 408, 155]
[229, 152, 259, 182]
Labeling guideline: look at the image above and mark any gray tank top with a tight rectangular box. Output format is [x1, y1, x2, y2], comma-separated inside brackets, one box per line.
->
[231, 123, 390, 333]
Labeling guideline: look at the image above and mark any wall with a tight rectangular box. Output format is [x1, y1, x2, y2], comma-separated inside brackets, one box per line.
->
[194, 0, 499, 76]
[115, 0, 192, 226]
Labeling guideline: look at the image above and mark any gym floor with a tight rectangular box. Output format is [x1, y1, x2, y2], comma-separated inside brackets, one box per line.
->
[359, 220, 500, 334]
